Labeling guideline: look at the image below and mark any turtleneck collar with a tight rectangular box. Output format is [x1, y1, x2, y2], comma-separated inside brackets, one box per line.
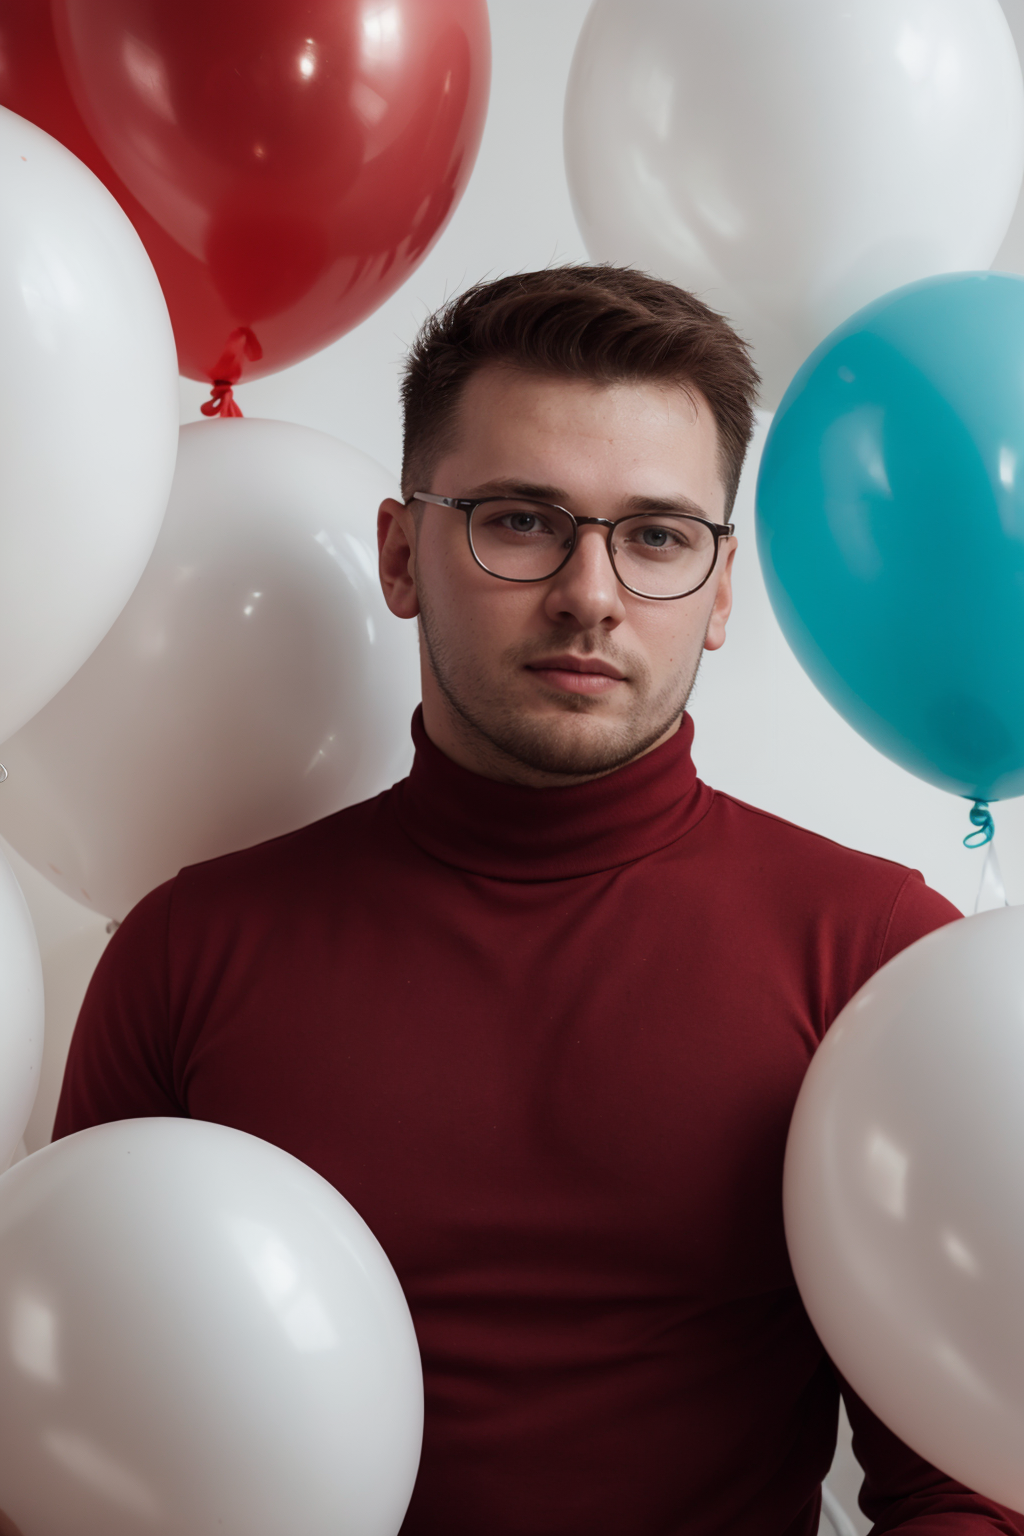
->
[392, 708, 713, 882]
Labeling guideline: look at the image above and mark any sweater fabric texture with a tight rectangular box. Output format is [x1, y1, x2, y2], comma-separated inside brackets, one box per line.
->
[55, 711, 1023, 1535]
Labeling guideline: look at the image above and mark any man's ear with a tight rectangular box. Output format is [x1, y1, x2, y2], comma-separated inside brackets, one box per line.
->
[703, 537, 737, 652]
[378, 498, 420, 619]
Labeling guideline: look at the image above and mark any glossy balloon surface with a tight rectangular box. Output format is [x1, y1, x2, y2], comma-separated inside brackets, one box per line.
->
[0, 0, 236, 385]
[565, 0, 1024, 405]
[23, 0, 490, 384]
[756, 272, 1024, 803]
[785, 905, 1024, 1514]
[993, 0, 1024, 274]
[0, 419, 421, 921]
[0, 106, 178, 742]
[0, 1117, 423, 1536]
[0, 852, 43, 1173]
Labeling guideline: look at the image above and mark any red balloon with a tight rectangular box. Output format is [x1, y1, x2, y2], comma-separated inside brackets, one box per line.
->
[0, 1, 489, 394]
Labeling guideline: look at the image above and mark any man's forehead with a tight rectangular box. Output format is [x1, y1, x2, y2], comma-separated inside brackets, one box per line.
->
[437, 366, 725, 512]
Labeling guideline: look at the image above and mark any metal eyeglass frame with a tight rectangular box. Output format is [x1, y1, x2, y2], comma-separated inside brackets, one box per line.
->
[409, 492, 735, 601]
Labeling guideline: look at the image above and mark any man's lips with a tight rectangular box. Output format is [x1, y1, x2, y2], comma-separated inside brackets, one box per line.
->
[524, 655, 627, 695]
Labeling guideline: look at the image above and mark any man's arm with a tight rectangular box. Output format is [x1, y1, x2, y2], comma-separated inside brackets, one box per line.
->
[841, 1379, 1024, 1534]
[53, 879, 184, 1137]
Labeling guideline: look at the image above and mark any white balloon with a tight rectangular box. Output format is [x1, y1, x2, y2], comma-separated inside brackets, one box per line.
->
[0, 850, 43, 1172]
[784, 905, 1024, 1513]
[0, 1117, 423, 1536]
[565, 0, 1024, 405]
[0, 107, 178, 741]
[994, 0, 1024, 273]
[0, 418, 421, 921]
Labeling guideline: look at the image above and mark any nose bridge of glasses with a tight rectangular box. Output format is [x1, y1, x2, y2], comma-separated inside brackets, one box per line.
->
[562, 517, 620, 584]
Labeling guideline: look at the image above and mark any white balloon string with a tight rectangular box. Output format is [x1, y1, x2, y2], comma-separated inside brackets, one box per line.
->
[974, 839, 1009, 915]
[820, 1485, 858, 1536]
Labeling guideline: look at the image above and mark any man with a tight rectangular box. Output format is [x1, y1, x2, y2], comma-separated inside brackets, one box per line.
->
[56, 267, 1023, 1535]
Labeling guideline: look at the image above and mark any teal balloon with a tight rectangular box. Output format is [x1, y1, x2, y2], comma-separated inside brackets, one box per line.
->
[756, 272, 1024, 804]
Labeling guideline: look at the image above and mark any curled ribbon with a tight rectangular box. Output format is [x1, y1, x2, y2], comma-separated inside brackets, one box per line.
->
[963, 798, 995, 848]
[200, 381, 244, 418]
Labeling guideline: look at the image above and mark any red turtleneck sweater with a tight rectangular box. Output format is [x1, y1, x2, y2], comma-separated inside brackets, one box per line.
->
[55, 714, 1022, 1536]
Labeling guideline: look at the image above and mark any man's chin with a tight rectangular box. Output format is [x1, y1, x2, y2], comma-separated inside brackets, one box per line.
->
[418, 607, 695, 782]
[471, 704, 682, 781]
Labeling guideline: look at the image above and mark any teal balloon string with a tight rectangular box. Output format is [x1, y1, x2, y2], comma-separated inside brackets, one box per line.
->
[964, 799, 995, 848]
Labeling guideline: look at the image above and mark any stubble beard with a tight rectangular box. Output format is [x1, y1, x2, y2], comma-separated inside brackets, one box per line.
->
[417, 591, 701, 781]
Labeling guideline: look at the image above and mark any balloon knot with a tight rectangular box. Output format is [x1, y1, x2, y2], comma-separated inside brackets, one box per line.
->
[209, 326, 263, 384]
[964, 799, 995, 848]
[200, 381, 243, 418]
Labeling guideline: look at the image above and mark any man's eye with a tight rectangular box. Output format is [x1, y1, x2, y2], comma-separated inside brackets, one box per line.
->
[632, 524, 685, 549]
[501, 513, 546, 534]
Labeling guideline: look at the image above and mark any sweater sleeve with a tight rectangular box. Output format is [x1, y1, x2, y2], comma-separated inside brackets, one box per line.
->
[53, 879, 185, 1137]
[877, 870, 961, 970]
[840, 1380, 1024, 1533]
[837, 879, 1021, 1531]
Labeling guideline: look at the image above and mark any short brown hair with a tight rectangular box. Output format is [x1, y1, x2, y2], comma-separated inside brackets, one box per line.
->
[400, 265, 760, 514]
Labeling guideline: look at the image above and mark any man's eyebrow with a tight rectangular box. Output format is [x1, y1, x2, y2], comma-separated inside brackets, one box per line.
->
[621, 493, 713, 518]
[461, 478, 567, 501]
[462, 479, 714, 520]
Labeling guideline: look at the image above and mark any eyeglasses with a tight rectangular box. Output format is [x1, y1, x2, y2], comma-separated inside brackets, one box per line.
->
[409, 493, 734, 601]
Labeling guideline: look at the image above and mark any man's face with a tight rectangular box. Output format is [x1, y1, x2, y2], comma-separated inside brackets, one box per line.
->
[378, 365, 736, 786]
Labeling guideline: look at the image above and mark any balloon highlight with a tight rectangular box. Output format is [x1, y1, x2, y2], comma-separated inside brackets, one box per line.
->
[0, 420, 421, 920]
[0, 1118, 423, 1536]
[565, 0, 1024, 404]
[0, 105, 178, 743]
[785, 906, 1024, 1515]
[756, 271, 1024, 804]
[0, 0, 490, 389]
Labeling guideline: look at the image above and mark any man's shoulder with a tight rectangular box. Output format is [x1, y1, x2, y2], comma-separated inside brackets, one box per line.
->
[687, 786, 964, 1013]
[709, 786, 914, 884]
[170, 784, 401, 906]
[696, 786, 961, 960]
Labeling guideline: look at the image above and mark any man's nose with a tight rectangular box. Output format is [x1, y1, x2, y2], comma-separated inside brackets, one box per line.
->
[542, 524, 626, 630]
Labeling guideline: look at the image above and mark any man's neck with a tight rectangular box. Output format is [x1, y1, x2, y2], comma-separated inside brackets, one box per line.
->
[419, 693, 685, 790]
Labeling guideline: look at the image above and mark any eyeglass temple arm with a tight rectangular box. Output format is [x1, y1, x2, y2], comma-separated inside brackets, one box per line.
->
[409, 492, 470, 510]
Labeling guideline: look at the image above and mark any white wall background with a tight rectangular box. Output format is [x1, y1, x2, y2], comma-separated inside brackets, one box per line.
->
[7, 5, 1021, 1527]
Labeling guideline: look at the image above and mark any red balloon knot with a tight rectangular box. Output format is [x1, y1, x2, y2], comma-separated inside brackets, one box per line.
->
[200, 381, 243, 418]
[210, 326, 263, 384]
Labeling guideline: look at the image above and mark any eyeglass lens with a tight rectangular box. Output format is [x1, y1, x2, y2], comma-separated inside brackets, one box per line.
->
[468, 499, 717, 598]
